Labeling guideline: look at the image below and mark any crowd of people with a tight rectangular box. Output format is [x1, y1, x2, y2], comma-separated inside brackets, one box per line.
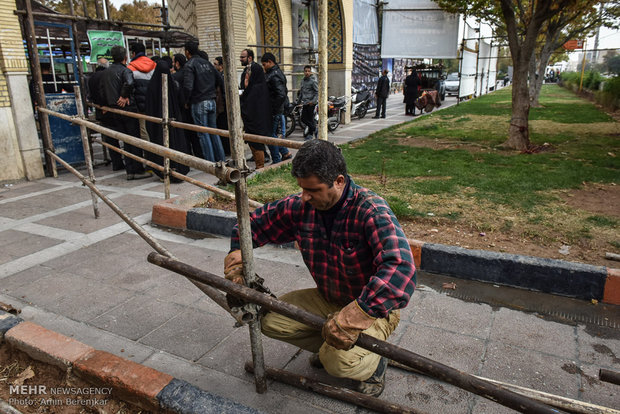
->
[87, 41, 302, 180]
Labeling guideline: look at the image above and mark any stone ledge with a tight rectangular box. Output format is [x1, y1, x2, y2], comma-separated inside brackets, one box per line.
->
[0, 313, 262, 413]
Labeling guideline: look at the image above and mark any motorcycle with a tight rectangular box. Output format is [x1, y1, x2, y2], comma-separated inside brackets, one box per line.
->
[285, 99, 344, 136]
[350, 85, 371, 119]
[327, 95, 348, 132]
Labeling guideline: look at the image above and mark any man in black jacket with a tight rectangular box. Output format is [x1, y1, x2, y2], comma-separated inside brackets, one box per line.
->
[261, 52, 292, 164]
[98, 46, 151, 180]
[373, 70, 390, 119]
[182, 41, 225, 162]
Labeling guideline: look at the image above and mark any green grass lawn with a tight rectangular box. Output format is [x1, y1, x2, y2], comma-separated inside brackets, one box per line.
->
[244, 85, 619, 258]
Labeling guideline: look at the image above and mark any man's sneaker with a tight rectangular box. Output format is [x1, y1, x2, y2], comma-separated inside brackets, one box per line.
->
[355, 357, 387, 397]
[308, 353, 324, 369]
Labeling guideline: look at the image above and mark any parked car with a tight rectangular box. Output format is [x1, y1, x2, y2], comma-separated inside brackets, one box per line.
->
[445, 72, 459, 96]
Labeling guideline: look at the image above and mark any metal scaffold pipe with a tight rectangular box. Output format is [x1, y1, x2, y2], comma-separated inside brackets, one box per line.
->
[87, 103, 303, 149]
[37, 107, 240, 183]
[147, 253, 562, 414]
[44, 149, 245, 326]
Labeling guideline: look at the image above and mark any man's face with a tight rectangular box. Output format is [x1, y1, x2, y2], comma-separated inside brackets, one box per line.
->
[261, 60, 274, 72]
[304, 67, 312, 78]
[174, 60, 181, 71]
[240, 52, 249, 67]
[297, 174, 345, 211]
[214, 61, 222, 72]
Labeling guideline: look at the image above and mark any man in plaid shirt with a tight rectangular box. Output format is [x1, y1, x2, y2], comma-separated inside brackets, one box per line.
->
[225, 140, 416, 397]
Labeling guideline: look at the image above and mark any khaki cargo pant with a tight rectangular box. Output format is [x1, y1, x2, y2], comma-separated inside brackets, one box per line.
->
[261, 288, 400, 381]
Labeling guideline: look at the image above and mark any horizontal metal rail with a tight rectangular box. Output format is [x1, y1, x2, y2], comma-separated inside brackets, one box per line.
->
[94, 138, 262, 209]
[38, 107, 241, 183]
[147, 252, 561, 414]
[88, 103, 304, 150]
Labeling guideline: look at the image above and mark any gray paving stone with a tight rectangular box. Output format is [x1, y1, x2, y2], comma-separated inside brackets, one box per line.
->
[489, 307, 578, 359]
[34, 203, 123, 233]
[51, 281, 135, 321]
[577, 363, 620, 410]
[139, 311, 236, 361]
[470, 395, 519, 413]
[196, 327, 298, 379]
[90, 293, 186, 340]
[405, 289, 495, 338]
[0, 182, 58, 199]
[144, 351, 332, 414]
[135, 270, 205, 306]
[0, 187, 95, 219]
[1, 265, 61, 292]
[16, 304, 155, 364]
[481, 341, 580, 398]
[0, 229, 31, 247]
[381, 368, 473, 414]
[397, 323, 487, 373]
[0, 231, 62, 258]
[576, 324, 620, 368]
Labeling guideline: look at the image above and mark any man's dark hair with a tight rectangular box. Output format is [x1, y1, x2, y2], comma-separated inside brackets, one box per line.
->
[129, 42, 145, 54]
[215, 56, 223, 66]
[261, 52, 276, 63]
[184, 41, 199, 56]
[304, 65, 312, 71]
[243, 48, 254, 60]
[174, 53, 186, 68]
[291, 140, 347, 186]
[110, 46, 126, 63]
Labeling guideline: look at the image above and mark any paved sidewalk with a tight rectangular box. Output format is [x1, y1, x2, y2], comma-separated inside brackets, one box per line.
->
[0, 94, 618, 413]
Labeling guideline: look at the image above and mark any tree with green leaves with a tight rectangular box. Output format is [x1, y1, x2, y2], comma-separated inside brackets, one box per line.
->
[528, 3, 619, 106]
[433, 0, 618, 151]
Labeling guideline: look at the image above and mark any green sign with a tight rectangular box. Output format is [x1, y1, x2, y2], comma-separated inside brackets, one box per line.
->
[87, 30, 124, 62]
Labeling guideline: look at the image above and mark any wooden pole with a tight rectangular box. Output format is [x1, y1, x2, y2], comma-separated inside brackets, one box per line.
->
[73, 86, 99, 218]
[162, 74, 170, 199]
[317, 0, 328, 140]
[218, 0, 267, 394]
[25, 0, 56, 177]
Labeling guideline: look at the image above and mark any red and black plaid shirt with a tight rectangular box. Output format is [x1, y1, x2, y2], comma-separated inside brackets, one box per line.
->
[230, 178, 416, 318]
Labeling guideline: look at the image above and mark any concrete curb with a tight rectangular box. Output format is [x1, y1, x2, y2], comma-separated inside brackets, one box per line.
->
[152, 191, 620, 305]
[0, 313, 262, 414]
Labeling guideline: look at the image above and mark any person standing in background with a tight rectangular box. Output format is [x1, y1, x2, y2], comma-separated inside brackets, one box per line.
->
[373, 70, 390, 119]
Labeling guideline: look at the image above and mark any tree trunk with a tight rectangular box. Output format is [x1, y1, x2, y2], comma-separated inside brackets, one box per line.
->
[530, 41, 555, 107]
[504, 62, 531, 151]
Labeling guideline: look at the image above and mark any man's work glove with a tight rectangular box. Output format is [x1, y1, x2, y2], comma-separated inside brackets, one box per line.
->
[224, 250, 244, 285]
[322, 300, 376, 350]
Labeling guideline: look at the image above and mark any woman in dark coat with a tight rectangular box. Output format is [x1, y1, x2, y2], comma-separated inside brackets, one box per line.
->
[240, 62, 269, 169]
[404, 69, 420, 116]
[145, 60, 190, 179]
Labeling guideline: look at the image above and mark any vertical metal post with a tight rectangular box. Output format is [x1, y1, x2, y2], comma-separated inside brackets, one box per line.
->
[46, 29, 57, 90]
[317, 0, 328, 140]
[218, 0, 267, 394]
[103, 0, 111, 20]
[473, 22, 481, 98]
[74, 85, 100, 218]
[162, 74, 170, 199]
[578, 40, 587, 93]
[25, 0, 57, 177]
[457, 17, 466, 106]
[68, 0, 87, 121]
